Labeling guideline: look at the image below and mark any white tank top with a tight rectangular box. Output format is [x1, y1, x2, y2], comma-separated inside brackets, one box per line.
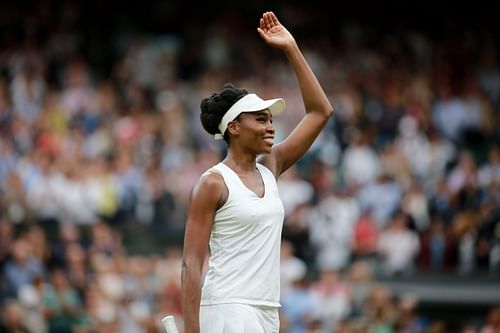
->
[200, 162, 285, 307]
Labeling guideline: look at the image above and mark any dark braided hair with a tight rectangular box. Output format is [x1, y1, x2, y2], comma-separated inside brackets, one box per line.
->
[200, 83, 248, 142]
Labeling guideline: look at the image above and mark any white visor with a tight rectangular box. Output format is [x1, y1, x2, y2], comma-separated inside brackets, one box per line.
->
[215, 93, 285, 140]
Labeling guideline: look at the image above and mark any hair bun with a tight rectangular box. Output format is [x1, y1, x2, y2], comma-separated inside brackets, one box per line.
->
[223, 83, 236, 90]
[199, 84, 249, 138]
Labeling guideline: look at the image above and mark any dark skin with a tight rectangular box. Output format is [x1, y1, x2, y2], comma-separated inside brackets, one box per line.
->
[181, 11, 333, 333]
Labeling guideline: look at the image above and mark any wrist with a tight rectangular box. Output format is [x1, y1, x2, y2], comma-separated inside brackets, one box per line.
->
[283, 41, 300, 56]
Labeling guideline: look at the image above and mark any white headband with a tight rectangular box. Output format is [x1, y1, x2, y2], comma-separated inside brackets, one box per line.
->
[214, 93, 285, 140]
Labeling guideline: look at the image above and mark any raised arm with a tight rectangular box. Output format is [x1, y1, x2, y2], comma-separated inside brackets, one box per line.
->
[181, 172, 226, 333]
[257, 11, 334, 176]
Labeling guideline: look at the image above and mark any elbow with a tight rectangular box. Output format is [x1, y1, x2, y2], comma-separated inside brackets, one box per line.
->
[309, 106, 333, 121]
[325, 99, 335, 118]
[305, 99, 334, 120]
[319, 99, 334, 119]
[319, 105, 334, 121]
[325, 106, 334, 119]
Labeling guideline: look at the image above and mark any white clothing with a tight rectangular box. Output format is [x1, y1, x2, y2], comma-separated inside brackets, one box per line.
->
[309, 195, 359, 270]
[201, 162, 285, 307]
[378, 229, 420, 274]
[277, 177, 314, 216]
[280, 255, 307, 295]
[342, 145, 381, 186]
[200, 303, 279, 333]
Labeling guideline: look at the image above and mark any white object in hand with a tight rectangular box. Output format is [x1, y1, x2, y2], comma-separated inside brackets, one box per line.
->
[162, 315, 179, 333]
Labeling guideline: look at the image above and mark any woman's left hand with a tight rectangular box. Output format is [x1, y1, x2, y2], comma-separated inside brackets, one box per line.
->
[257, 11, 296, 50]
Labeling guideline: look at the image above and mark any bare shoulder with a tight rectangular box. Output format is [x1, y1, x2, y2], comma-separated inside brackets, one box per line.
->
[191, 169, 228, 209]
[197, 170, 225, 190]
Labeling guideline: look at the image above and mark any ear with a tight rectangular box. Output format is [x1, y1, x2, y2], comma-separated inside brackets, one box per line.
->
[227, 120, 240, 137]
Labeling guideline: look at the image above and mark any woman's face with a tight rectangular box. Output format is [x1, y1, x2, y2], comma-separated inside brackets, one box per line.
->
[231, 110, 275, 154]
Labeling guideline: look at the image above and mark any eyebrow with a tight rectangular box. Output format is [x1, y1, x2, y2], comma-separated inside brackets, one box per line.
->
[237, 110, 272, 121]
[250, 111, 272, 117]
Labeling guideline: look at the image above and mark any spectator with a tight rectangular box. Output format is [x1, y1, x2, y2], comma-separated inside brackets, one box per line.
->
[309, 187, 359, 270]
[280, 270, 317, 333]
[395, 115, 432, 181]
[41, 269, 87, 333]
[432, 80, 469, 143]
[280, 240, 307, 297]
[424, 126, 456, 189]
[402, 181, 430, 232]
[418, 217, 457, 272]
[351, 211, 379, 264]
[348, 261, 376, 318]
[309, 268, 351, 332]
[481, 307, 500, 333]
[358, 174, 402, 229]
[447, 150, 478, 197]
[363, 285, 397, 333]
[453, 211, 479, 274]
[377, 212, 420, 276]
[395, 293, 428, 333]
[379, 141, 412, 191]
[0, 300, 30, 333]
[0, 218, 15, 268]
[342, 131, 381, 187]
[0, 2, 497, 331]
[2, 238, 45, 298]
[479, 146, 500, 187]
[278, 166, 314, 217]
[10, 62, 46, 124]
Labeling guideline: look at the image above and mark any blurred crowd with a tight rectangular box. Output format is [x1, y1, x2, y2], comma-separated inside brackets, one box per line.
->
[1, 1, 499, 332]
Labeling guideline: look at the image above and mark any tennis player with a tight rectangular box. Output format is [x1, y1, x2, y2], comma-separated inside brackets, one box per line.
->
[181, 11, 333, 333]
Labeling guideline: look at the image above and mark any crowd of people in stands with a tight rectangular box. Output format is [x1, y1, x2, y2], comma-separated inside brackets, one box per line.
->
[0, 1, 499, 332]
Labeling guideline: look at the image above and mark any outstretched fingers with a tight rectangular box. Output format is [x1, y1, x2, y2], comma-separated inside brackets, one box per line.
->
[269, 11, 280, 26]
[262, 11, 274, 30]
[259, 18, 266, 31]
[267, 12, 274, 29]
[257, 11, 284, 42]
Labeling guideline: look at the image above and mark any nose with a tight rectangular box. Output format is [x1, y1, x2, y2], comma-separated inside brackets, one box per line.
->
[266, 121, 275, 134]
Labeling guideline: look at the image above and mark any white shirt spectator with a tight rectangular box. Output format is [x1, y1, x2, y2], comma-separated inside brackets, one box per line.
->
[342, 138, 381, 186]
[280, 240, 307, 296]
[479, 147, 500, 187]
[377, 213, 420, 276]
[432, 96, 468, 142]
[309, 193, 360, 270]
[10, 67, 46, 123]
[396, 115, 432, 178]
[447, 151, 478, 195]
[358, 176, 402, 229]
[309, 269, 351, 332]
[425, 130, 456, 187]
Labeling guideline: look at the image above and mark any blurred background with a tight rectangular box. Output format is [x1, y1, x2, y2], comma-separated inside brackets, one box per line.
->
[0, 0, 499, 332]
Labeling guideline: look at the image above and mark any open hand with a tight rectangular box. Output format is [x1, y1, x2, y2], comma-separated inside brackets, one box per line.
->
[257, 11, 296, 50]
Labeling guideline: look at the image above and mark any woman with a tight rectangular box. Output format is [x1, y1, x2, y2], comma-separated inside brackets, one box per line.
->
[181, 11, 333, 333]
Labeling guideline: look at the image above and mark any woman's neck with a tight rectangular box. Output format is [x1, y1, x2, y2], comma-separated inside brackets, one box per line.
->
[224, 149, 257, 173]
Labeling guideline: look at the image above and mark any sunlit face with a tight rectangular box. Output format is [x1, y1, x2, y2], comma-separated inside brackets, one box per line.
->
[229, 109, 275, 154]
